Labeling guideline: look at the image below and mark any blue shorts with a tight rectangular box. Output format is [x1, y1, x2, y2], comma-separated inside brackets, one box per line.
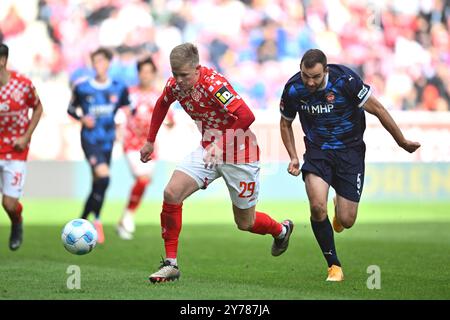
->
[301, 143, 366, 202]
[81, 140, 112, 168]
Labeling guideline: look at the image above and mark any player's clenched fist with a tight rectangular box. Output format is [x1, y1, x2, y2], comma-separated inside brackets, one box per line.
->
[13, 136, 30, 152]
[400, 140, 421, 154]
[140, 141, 154, 163]
[81, 115, 96, 129]
[287, 158, 300, 176]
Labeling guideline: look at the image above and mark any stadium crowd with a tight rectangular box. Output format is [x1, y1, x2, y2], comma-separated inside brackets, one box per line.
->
[1, 0, 449, 113]
[2, 0, 450, 112]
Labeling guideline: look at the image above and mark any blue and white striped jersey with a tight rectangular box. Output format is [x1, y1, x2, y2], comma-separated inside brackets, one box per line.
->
[68, 78, 129, 150]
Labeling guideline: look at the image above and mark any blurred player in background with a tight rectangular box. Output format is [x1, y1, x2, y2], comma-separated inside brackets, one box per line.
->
[0, 43, 43, 250]
[140, 43, 294, 283]
[116, 56, 174, 240]
[68, 47, 129, 244]
[279, 49, 421, 281]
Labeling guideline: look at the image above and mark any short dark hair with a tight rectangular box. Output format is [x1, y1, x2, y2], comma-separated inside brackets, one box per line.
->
[137, 56, 157, 73]
[0, 43, 9, 59]
[301, 49, 327, 70]
[90, 47, 113, 61]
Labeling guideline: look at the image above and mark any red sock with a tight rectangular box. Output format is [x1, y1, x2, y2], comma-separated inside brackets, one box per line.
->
[161, 201, 183, 259]
[127, 178, 150, 211]
[250, 211, 282, 237]
[8, 202, 23, 224]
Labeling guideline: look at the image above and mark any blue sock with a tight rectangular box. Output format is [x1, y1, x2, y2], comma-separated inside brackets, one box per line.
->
[310, 217, 341, 267]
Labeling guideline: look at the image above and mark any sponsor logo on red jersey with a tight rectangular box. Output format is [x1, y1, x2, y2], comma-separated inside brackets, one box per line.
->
[215, 86, 234, 106]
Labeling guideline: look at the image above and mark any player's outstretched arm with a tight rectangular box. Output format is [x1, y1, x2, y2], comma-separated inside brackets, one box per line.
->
[145, 91, 173, 145]
[363, 95, 421, 153]
[14, 101, 43, 151]
[280, 117, 301, 176]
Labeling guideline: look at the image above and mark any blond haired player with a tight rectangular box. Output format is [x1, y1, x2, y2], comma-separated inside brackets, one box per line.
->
[140, 43, 294, 283]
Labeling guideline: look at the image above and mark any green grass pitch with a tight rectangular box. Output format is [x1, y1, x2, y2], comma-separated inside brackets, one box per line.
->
[0, 199, 449, 300]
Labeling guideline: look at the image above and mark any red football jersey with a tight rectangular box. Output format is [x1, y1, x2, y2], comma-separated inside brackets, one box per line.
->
[0, 71, 41, 160]
[123, 86, 174, 156]
[155, 66, 259, 163]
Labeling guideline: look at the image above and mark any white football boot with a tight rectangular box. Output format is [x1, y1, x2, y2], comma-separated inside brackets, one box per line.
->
[116, 210, 135, 240]
[149, 259, 180, 283]
[121, 210, 136, 234]
[116, 224, 133, 240]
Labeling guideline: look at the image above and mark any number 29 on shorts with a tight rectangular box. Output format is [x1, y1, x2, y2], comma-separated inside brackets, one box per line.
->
[239, 181, 255, 198]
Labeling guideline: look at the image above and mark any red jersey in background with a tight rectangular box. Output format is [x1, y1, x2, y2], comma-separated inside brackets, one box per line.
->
[0, 71, 41, 160]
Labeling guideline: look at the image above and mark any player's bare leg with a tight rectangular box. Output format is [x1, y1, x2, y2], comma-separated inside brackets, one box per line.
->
[305, 173, 343, 281]
[334, 195, 358, 230]
[232, 205, 294, 257]
[232, 205, 256, 231]
[2, 195, 23, 251]
[149, 170, 199, 283]
[332, 196, 344, 233]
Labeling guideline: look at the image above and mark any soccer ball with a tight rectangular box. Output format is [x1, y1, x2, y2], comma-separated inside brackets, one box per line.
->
[61, 219, 98, 255]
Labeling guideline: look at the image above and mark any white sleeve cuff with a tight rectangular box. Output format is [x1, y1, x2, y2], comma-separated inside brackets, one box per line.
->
[358, 88, 372, 108]
[280, 113, 296, 121]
